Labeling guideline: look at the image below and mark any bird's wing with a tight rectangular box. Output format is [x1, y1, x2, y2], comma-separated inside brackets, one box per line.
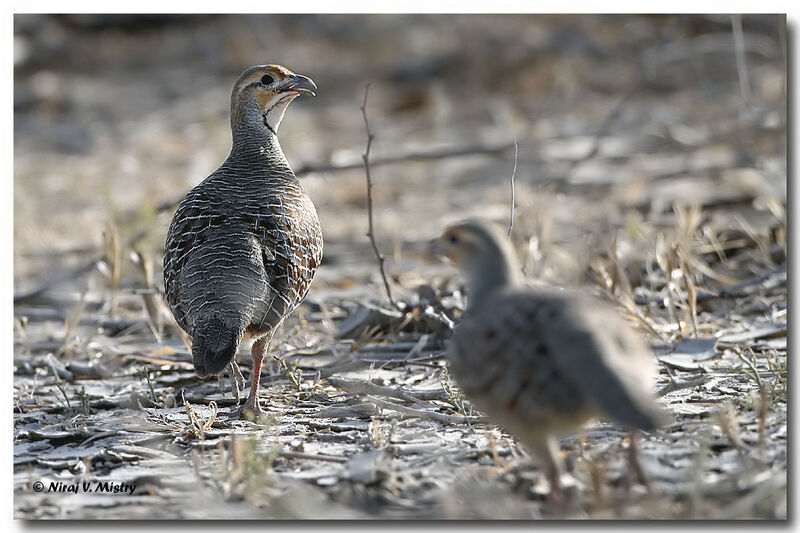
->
[507, 289, 667, 430]
[451, 294, 588, 424]
[164, 185, 272, 333]
[164, 187, 216, 331]
[248, 190, 322, 323]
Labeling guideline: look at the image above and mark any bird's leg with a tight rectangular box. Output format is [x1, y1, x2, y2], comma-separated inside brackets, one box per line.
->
[489, 432, 509, 470]
[238, 338, 267, 421]
[226, 360, 246, 403]
[627, 429, 651, 493]
[535, 436, 564, 517]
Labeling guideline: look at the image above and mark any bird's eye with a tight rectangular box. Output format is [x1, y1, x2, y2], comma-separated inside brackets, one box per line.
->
[448, 235, 459, 244]
[260, 74, 275, 85]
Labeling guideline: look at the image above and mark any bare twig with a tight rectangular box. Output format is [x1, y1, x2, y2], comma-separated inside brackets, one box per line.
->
[295, 141, 517, 176]
[716, 399, 751, 457]
[714, 262, 786, 298]
[15, 307, 146, 334]
[154, 141, 519, 215]
[731, 15, 751, 102]
[507, 140, 518, 238]
[13, 256, 102, 305]
[327, 376, 449, 403]
[735, 346, 764, 393]
[657, 375, 710, 397]
[102, 222, 121, 318]
[276, 450, 348, 464]
[677, 248, 699, 337]
[131, 249, 163, 342]
[360, 83, 397, 308]
[57, 291, 87, 357]
[366, 394, 484, 425]
[180, 391, 218, 441]
[52, 379, 73, 416]
[139, 364, 159, 406]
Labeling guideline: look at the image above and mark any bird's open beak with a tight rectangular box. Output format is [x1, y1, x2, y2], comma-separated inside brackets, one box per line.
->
[283, 74, 317, 97]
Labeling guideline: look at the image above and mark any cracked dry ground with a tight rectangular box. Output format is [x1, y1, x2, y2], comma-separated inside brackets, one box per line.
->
[14, 200, 787, 518]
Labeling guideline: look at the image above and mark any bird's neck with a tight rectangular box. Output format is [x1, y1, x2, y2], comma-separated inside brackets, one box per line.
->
[467, 241, 524, 306]
[228, 108, 292, 171]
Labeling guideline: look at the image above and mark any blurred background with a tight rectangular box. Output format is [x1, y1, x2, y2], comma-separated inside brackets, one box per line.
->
[14, 14, 786, 297]
[14, 14, 787, 519]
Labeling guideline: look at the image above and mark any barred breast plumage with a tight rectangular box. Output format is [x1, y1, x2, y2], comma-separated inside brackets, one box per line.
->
[163, 65, 322, 419]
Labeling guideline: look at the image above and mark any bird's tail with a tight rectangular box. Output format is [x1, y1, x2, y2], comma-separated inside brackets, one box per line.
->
[191, 313, 243, 378]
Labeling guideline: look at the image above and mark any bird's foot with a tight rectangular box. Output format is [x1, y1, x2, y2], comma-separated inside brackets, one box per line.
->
[541, 472, 581, 517]
[237, 395, 267, 422]
[544, 482, 564, 518]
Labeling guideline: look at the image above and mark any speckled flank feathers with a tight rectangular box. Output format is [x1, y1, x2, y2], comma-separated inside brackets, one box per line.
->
[164, 65, 322, 418]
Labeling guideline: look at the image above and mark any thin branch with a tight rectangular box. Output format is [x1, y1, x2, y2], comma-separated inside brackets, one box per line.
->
[715, 262, 786, 298]
[277, 450, 348, 463]
[295, 141, 517, 176]
[13, 255, 102, 305]
[360, 82, 397, 308]
[366, 395, 484, 425]
[507, 139, 518, 238]
[657, 375, 710, 397]
[15, 307, 147, 333]
[327, 376, 450, 403]
[153, 141, 519, 215]
[731, 15, 751, 102]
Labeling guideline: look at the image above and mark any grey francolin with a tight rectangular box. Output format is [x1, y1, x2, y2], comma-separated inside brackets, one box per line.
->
[437, 220, 667, 504]
[164, 65, 323, 419]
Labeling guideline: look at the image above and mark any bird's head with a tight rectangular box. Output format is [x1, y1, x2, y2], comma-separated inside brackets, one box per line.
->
[434, 219, 523, 300]
[436, 220, 507, 268]
[230, 64, 317, 135]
